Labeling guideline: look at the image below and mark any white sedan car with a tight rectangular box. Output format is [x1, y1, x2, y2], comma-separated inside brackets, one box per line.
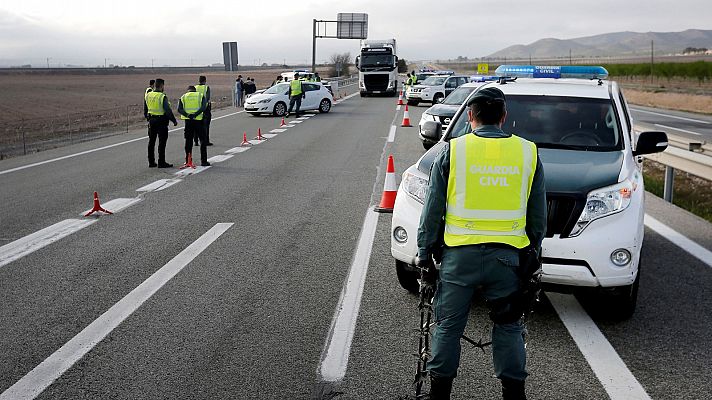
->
[244, 82, 333, 117]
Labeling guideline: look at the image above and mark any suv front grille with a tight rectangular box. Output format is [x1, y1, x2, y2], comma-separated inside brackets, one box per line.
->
[545, 194, 586, 238]
[364, 74, 389, 91]
[438, 116, 452, 126]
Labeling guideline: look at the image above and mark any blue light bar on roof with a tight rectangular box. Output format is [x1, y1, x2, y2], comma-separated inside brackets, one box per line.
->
[469, 75, 498, 82]
[495, 65, 609, 79]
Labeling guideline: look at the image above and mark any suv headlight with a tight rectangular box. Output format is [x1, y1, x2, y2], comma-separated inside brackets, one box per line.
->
[403, 171, 429, 204]
[570, 179, 633, 237]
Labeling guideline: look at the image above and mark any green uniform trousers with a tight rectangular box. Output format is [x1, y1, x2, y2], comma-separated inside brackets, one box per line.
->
[428, 244, 528, 381]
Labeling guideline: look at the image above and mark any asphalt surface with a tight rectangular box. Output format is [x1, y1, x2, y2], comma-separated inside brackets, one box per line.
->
[631, 105, 712, 142]
[1, 95, 711, 400]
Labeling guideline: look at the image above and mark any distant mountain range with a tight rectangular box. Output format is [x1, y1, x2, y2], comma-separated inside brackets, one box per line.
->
[486, 29, 712, 59]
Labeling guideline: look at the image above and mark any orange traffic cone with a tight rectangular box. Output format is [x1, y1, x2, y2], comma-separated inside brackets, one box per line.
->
[397, 91, 404, 105]
[84, 191, 113, 217]
[280, 117, 286, 127]
[254, 128, 265, 141]
[241, 131, 252, 147]
[180, 153, 196, 169]
[374, 155, 398, 213]
[401, 105, 412, 127]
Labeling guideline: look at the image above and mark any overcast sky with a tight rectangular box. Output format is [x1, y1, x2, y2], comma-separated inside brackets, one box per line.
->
[0, 0, 710, 67]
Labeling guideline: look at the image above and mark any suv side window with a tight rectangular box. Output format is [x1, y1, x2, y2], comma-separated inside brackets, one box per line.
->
[445, 78, 458, 89]
[458, 77, 468, 86]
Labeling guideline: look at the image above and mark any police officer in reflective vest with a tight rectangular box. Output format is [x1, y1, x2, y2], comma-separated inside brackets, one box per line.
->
[417, 87, 547, 400]
[195, 76, 213, 146]
[145, 79, 155, 95]
[178, 85, 209, 166]
[143, 78, 177, 168]
[287, 73, 305, 118]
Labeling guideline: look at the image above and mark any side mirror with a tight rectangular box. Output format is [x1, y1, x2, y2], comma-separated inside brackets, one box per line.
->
[421, 120, 443, 141]
[633, 131, 668, 156]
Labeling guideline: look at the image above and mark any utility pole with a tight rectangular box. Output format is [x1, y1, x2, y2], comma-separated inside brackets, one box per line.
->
[569, 49, 572, 65]
[650, 40, 654, 85]
[104, 58, 108, 68]
[151, 58, 155, 69]
[46, 57, 51, 68]
[312, 19, 317, 72]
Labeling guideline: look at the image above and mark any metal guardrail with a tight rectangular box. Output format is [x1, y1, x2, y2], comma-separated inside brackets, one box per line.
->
[635, 123, 712, 202]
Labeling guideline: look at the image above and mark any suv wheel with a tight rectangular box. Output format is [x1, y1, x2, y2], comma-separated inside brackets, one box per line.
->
[319, 98, 331, 113]
[604, 268, 640, 320]
[396, 260, 419, 294]
[432, 93, 444, 104]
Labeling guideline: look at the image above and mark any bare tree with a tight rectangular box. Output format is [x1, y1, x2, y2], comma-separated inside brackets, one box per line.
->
[328, 52, 352, 77]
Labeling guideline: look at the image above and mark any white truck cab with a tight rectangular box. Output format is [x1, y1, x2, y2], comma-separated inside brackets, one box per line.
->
[391, 65, 669, 319]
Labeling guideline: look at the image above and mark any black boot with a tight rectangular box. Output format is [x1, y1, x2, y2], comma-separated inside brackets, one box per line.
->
[501, 378, 527, 400]
[429, 376, 453, 400]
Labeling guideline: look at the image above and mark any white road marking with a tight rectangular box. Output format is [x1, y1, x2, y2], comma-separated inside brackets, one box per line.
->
[631, 108, 710, 124]
[225, 147, 250, 154]
[283, 124, 296, 128]
[0, 223, 233, 400]
[136, 178, 182, 193]
[207, 154, 234, 163]
[261, 133, 278, 139]
[174, 165, 211, 177]
[290, 120, 303, 124]
[548, 293, 652, 400]
[654, 123, 702, 136]
[644, 214, 712, 268]
[0, 219, 97, 269]
[248, 140, 264, 146]
[396, 105, 402, 111]
[318, 210, 379, 382]
[0, 111, 244, 176]
[297, 116, 310, 120]
[334, 92, 359, 104]
[81, 197, 142, 216]
[387, 125, 396, 143]
[270, 129, 287, 133]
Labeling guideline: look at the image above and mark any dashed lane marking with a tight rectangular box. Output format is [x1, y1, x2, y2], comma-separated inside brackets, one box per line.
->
[206, 154, 234, 163]
[0, 111, 244, 176]
[654, 123, 702, 136]
[549, 293, 652, 400]
[0, 223, 233, 400]
[387, 125, 396, 143]
[283, 124, 296, 128]
[290, 120, 303, 124]
[174, 165, 211, 177]
[225, 147, 250, 154]
[270, 129, 287, 133]
[0, 219, 97, 270]
[644, 214, 712, 268]
[297, 116, 311, 120]
[396, 105, 402, 111]
[136, 178, 182, 193]
[630, 108, 710, 124]
[81, 197, 142, 216]
[261, 133, 278, 139]
[318, 210, 379, 382]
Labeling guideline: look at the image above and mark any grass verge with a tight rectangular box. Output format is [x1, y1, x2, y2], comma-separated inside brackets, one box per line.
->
[643, 160, 712, 223]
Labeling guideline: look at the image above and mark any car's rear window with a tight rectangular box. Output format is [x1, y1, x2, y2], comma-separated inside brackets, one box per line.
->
[449, 95, 623, 151]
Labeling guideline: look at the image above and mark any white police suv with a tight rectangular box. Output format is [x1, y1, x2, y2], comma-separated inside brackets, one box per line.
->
[406, 74, 470, 106]
[391, 65, 669, 318]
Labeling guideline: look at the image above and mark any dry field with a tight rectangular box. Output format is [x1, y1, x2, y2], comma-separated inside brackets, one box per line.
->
[622, 88, 712, 115]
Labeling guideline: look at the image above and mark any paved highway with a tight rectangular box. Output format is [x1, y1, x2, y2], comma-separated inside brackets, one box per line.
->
[1, 94, 711, 400]
[631, 105, 712, 142]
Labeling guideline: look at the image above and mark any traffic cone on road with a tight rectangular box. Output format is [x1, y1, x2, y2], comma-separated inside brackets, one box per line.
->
[397, 91, 404, 105]
[374, 155, 398, 213]
[401, 105, 412, 127]
[254, 128, 265, 141]
[241, 131, 252, 147]
[84, 191, 113, 217]
[280, 117, 286, 127]
[180, 153, 196, 169]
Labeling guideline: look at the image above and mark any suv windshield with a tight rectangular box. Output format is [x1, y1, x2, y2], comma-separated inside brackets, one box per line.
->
[449, 94, 623, 151]
[443, 87, 476, 105]
[264, 83, 289, 94]
[420, 77, 446, 86]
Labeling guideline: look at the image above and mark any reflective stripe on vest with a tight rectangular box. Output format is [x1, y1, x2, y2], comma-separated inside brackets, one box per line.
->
[145, 92, 166, 116]
[290, 79, 303, 96]
[444, 133, 537, 249]
[179, 91, 204, 120]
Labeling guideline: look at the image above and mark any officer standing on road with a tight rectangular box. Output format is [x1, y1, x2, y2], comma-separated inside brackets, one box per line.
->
[235, 75, 244, 108]
[143, 78, 177, 168]
[195, 76, 213, 146]
[417, 87, 547, 400]
[272, 75, 283, 86]
[178, 85, 209, 166]
[411, 70, 418, 84]
[405, 72, 412, 91]
[145, 79, 155, 95]
[287, 72, 305, 118]
[313, 72, 321, 82]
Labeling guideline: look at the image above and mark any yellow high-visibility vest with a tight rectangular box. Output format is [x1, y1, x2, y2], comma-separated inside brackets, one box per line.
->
[145, 91, 166, 116]
[444, 133, 537, 249]
[145, 87, 153, 95]
[195, 84, 208, 98]
[179, 91, 204, 120]
[290, 79, 303, 96]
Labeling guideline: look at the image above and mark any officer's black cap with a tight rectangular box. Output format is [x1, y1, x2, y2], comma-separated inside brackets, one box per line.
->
[467, 87, 506, 106]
